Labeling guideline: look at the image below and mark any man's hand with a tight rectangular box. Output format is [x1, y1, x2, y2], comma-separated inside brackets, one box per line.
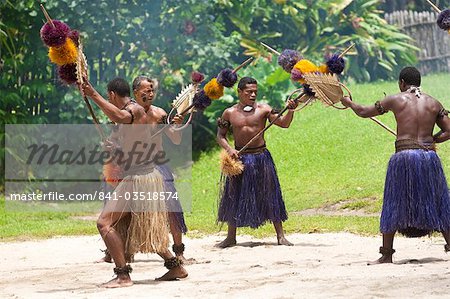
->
[172, 114, 184, 125]
[101, 139, 116, 152]
[227, 148, 239, 160]
[341, 96, 352, 108]
[81, 79, 96, 98]
[287, 99, 299, 110]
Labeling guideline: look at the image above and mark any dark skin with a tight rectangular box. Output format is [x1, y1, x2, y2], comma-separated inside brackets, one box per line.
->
[133, 78, 196, 265]
[216, 83, 298, 248]
[82, 81, 187, 286]
[341, 79, 450, 264]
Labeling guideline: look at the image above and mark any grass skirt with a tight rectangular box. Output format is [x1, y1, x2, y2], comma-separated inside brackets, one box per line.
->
[218, 149, 287, 228]
[380, 149, 450, 237]
[111, 168, 170, 254]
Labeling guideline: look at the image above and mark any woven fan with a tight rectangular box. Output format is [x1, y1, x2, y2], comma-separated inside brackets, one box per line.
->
[303, 72, 344, 107]
[171, 83, 198, 116]
[303, 72, 396, 136]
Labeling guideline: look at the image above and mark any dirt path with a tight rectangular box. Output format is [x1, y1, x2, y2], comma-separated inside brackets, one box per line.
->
[1, 233, 449, 298]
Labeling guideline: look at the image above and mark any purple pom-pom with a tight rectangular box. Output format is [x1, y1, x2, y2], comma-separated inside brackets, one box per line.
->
[69, 30, 80, 46]
[290, 68, 304, 81]
[303, 84, 315, 96]
[191, 71, 205, 84]
[40, 20, 71, 47]
[193, 90, 212, 111]
[437, 9, 450, 30]
[217, 68, 238, 88]
[326, 54, 345, 75]
[277, 49, 302, 73]
[58, 63, 77, 84]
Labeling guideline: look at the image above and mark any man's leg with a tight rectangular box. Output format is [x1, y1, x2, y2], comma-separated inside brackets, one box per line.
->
[155, 249, 188, 281]
[274, 222, 293, 246]
[169, 213, 196, 264]
[97, 207, 133, 288]
[368, 232, 395, 265]
[442, 230, 450, 252]
[216, 224, 237, 248]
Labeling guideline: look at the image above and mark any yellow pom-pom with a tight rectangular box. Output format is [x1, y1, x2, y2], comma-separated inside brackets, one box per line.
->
[49, 38, 78, 66]
[293, 59, 319, 75]
[319, 64, 329, 74]
[204, 78, 224, 100]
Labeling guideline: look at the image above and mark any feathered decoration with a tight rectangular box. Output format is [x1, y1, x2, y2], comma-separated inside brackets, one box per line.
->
[191, 71, 205, 84]
[278, 49, 302, 73]
[69, 30, 80, 46]
[103, 162, 123, 187]
[319, 64, 329, 74]
[437, 9, 450, 31]
[326, 54, 345, 75]
[48, 38, 78, 65]
[291, 59, 319, 84]
[193, 90, 212, 111]
[40, 20, 71, 47]
[290, 68, 304, 82]
[204, 78, 224, 100]
[58, 63, 78, 84]
[303, 84, 315, 96]
[217, 68, 238, 88]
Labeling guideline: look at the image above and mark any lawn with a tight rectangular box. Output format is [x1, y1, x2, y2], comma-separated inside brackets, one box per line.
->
[1, 73, 449, 240]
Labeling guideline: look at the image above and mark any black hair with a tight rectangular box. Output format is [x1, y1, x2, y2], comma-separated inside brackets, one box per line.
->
[399, 67, 421, 87]
[107, 78, 131, 97]
[237, 77, 257, 90]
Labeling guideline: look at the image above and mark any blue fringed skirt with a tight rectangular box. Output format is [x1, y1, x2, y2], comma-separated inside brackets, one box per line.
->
[218, 149, 288, 228]
[156, 164, 188, 234]
[380, 149, 450, 237]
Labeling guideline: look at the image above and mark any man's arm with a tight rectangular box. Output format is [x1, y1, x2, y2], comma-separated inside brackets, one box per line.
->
[82, 81, 134, 124]
[434, 107, 450, 143]
[164, 113, 184, 145]
[216, 110, 238, 159]
[267, 100, 299, 128]
[341, 95, 395, 118]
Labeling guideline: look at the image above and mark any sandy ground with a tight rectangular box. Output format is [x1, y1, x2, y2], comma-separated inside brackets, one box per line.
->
[1, 232, 450, 299]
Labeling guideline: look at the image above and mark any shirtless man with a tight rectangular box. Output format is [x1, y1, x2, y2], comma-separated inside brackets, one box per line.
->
[82, 78, 187, 287]
[132, 75, 192, 263]
[341, 66, 450, 264]
[216, 76, 299, 248]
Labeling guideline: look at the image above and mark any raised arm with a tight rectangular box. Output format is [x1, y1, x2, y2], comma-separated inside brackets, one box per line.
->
[81, 80, 136, 124]
[341, 95, 396, 118]
[164, 113, 184, 145]
[267, 100, 299, 128]
[216, 109, 238, 159]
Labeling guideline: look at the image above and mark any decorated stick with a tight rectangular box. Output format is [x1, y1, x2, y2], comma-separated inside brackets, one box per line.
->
[40, 4, 55, 27]
[260, 42, 281, 56]
[338, 43, 355, 59]
[233, 57, 254, 73]
[426, 0, 442, 13]
[237, 91, 309, 155]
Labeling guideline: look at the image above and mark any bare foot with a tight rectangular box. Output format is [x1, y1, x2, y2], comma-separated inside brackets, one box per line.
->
[155, 266, 188, 281]
[177, 254, 197, 265]
[367, 255, 393, 265]
[95, 253, 112, 263]
[277, 236, 294, 246]
[101, 275, 133, 288]
[215, 237, 236, 248]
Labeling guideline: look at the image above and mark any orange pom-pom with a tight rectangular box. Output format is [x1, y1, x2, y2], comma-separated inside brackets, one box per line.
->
[319, 64, 330, 74]
[204, 78, 224, 100]
[48, 38, 78, 66]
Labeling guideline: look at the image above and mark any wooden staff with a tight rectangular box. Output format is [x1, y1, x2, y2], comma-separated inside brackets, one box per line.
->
[426, 0, 442, 13]
[40, 4, 55, 27]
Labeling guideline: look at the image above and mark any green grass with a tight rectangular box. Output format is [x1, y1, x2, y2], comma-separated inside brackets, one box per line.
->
[1, 73, 450, 240]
